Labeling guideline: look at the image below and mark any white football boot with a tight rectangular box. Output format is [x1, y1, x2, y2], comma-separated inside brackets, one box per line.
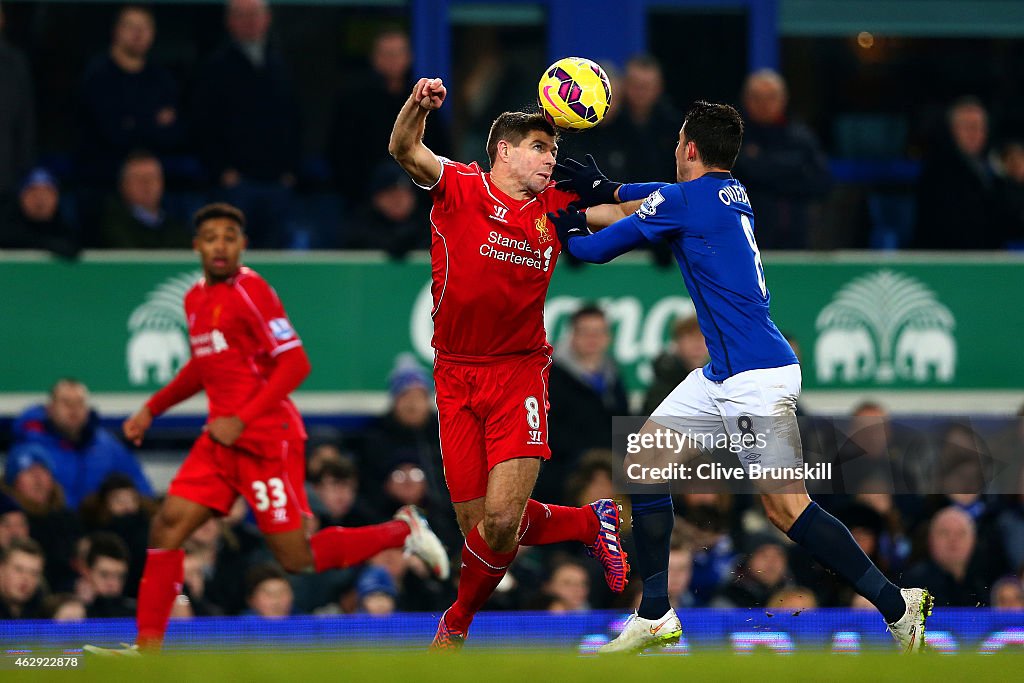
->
[598, 608, 682, 654]
[395, 505, 451, 580]
[887, 587, 933, 653]
[83, 643, 141, 657]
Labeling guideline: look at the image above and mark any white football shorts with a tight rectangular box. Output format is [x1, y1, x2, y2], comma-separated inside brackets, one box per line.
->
[650, 363, 803, 473]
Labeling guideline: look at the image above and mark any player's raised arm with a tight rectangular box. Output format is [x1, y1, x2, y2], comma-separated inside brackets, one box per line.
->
[124, 358, 203, 446]
[388, 77, 446, 188]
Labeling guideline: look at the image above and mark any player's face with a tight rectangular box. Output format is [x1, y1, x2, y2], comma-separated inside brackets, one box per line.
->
[194, 218, 246, 282]
[507, 133, 557, 195]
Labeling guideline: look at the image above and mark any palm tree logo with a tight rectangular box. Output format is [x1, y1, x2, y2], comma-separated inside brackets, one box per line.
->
[815, 270, 956, 384]
[126, 271, 201, 385]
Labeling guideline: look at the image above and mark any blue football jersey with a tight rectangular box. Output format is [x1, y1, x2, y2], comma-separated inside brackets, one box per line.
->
[623, 172, 797, 381]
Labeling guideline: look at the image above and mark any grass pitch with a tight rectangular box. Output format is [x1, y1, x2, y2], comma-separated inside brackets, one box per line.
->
[49, 650, 1024, 682]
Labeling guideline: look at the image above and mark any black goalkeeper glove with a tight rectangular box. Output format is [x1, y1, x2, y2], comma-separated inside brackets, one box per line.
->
[554, 154, 622, 207]
[547, 206, 592, 247]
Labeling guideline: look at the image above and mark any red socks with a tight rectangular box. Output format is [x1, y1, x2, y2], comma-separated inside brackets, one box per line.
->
[310, 520, 409, 572]
[517, 499, 599, 546]
[136, 549, 184, 650]
[444, 526, 516, 634]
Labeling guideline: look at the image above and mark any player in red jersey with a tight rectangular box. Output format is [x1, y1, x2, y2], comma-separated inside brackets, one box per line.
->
[390, 78, 638, 649]
[86, 203, 449, 655]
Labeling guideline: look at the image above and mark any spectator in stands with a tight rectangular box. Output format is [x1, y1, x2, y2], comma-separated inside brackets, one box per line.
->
[732, 69, 832, 250]
[42, 593, 87, 621]
[380, 457, 460, 556]
[642, 313, 707, 415]
[182, 517, 252, 616]
[80, 473, 154, 595]
[0, 3, 34, 209]
[100, 151, 189, 248]
[596, 55, 680, 185]
[914, 97, 1004, 249]
[542, 559, 591, 612]
[357, 354, 444, 503]
[181, 551, 224, 617]
[712, 534, 792, 608]
[543, 304, 628, 502]
[12, 378, 153, 509]
[345, 162, 429, 257]
[311, 455, 379, 529]
[244, 563, 294, 618]
[0, 538, 45, 618]
[667, 530, 695, 610]
[82, 531, 136, 617]
[329, 27, 449, 202]
[0, 168, 80, 258]
[564, 450, 616, 509]
[997, 464, 1024, 575]
[854, 490, 912, 575]
[77, 5, 182, 188]
[991, 575, 1024, 610]
[902, 506, 988, 607]
[0, 491, 29, 551]
[680, 504, 739, 606]
[356, 565, 397, 615]
[191, 0, 299, 248]
[835, 401, 933, 499]
[2, 442, 81, 592]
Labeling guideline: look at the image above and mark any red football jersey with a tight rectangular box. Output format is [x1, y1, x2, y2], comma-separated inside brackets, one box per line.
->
[184, 266, 306, 441]
[424, 159, 577, 359]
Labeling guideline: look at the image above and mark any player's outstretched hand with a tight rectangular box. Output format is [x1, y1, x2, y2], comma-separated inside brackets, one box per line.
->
[413, 77, 446, 111]
[554, 154, 621, 207]
[548, 206, 592, 247]
[123, 406, 153, 447]
[207, 416, 245, 447]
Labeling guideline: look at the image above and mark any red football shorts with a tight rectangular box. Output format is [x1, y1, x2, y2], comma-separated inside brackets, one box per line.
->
[434, 349, 553, 503]
[168, 433, 311, 534]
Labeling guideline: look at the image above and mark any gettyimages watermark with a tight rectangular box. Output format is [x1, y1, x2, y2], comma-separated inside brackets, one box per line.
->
[611, 415, 1024, 496]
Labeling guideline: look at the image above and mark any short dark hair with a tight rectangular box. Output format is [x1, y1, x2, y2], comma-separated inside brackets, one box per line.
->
[570, 302, 606, 327]
[49, 377, 85, 400]
[86, 531, 130, 568]
[311, 456, 357, 485]
[120, 149, 160, 176]
[2, 537, 44, 564]
[193, 202, 246, 233]
[245, 563, 288, 598]
[116, 4, 154, 26]
[682, 100, 744, 170]
[625, 53, 662, 76]
[486, 111, 557, 166]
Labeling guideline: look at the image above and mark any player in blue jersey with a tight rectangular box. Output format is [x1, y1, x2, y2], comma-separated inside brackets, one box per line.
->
[548, 101, 931, 654]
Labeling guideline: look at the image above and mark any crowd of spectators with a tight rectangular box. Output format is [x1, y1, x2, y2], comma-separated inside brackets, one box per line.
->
[2, 2, 1023, 256]
[3, 304, 1024, 621]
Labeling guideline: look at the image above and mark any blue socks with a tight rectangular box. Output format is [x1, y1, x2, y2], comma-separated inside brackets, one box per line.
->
[631, 493, 675, 619]
[786, 502, 906, 623]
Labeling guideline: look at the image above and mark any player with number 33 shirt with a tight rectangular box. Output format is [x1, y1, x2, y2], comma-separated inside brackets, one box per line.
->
[99, 203, 451, 656]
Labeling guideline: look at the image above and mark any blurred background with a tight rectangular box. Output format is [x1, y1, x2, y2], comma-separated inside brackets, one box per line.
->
[1, 0, 1023, 634]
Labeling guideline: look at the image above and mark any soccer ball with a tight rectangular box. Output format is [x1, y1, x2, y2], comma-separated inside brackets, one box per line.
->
[537, 57, 612, 131]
